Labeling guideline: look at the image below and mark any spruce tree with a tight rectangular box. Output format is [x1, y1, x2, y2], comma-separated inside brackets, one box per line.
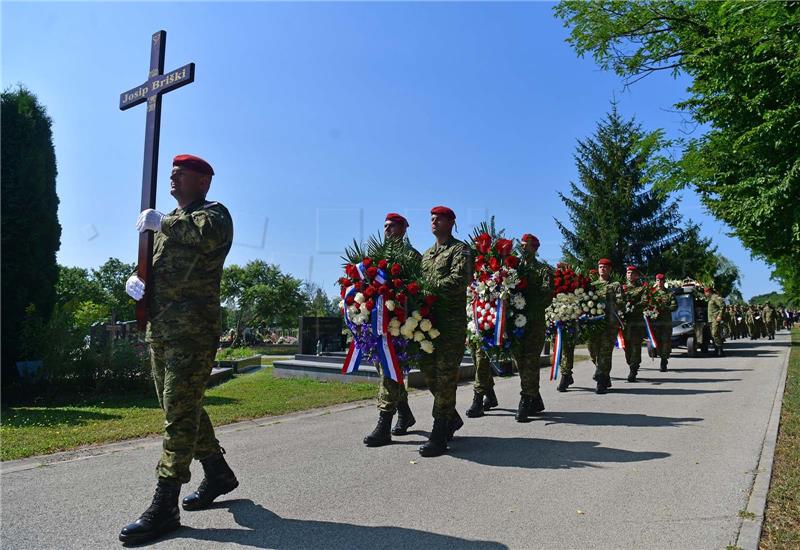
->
[555, 106, 681, 275]
[1, 86, 61, 387]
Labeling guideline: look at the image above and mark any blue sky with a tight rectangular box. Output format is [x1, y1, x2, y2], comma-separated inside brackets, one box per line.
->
[2, 2, 779, 300]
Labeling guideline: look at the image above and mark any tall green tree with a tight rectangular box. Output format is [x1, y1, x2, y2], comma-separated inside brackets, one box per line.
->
[1, 86, 61, 386]
[554, 0, 800, 299]
[556, 106, 682, 274]
[303, 282, 340, 317]
[91, 258, 136, 320]
[221, 261, 309, 340]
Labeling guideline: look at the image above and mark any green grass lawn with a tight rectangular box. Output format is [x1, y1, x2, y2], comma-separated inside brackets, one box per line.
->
[0, 365, 375, 461]
[761, 328, 800, 549]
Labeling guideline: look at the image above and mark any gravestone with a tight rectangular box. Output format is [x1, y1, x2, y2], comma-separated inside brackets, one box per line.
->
[298, 316, 344, 355]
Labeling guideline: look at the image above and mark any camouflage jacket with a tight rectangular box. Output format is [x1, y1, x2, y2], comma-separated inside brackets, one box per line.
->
[654, 287, 678, 325]
[422, 236, 470, 334]
[146, 199, 234, 344]
[707, 294, 725, 323]
[592, 278, 624, 328]
[520, 255, 553, 322]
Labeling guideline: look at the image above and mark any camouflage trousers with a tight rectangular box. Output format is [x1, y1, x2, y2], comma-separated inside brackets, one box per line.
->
[150, 342, 221, 484]
[376, 369, 408, 413]
[470, 323, 545, 397]
[587, 324, 617, 377]
[655, 322, 672, 361]
[624, 321, 645, 369]
[556, 334, 577, 377]
[419, 333, 464, 421]
[710, 322, 723, 347]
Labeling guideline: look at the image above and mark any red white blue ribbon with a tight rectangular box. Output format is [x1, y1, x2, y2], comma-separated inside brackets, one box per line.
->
[550, 324, 563, 381]
[493, 298, 506, 347]
[370, 293, 404, 384]
[342, 342, 362, 374]
[615, 328, 626, 350]
[643, 315, 658, 349]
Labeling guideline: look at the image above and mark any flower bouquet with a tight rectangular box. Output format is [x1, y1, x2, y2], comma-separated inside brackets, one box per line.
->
[466, 220, 528, 363]
[339, 236, 438, 384]
[544, 263, 606, 379]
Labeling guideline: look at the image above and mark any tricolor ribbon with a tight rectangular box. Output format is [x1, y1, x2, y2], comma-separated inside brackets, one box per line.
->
[342, 342, 362, 374]
[643, 315, 658, 350]
[370, 293, 404, 384]
[616, 328, 626, 350]
[550, 324, 563, 381]
[493, 298, 507, 347]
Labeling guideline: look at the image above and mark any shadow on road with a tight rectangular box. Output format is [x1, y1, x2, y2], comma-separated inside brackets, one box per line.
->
[607, 387, 732, 396]
[161, 499, 508, 549]
[668, 367, 752, 373]
[542, 411, 702, 428]
[635, 377, 742, 384]
[451, 436, 669, 469]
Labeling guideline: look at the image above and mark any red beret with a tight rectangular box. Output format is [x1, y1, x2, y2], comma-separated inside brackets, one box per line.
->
[656, 273, 665, 280]
[522, 234, 540, 247]
[385, 212, 409, 227]
[430, 206, 456, 219]
[626, 265, 639, 272]
[173, 154, 214, 176]
[597, 258, 612, 266]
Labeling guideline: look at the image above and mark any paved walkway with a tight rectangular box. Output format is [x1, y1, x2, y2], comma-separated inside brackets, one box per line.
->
[1, 334, 791, 549]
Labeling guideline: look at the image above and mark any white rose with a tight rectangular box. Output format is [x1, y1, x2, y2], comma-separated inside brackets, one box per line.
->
[420, 319, 433, 332]
[598, 302, 606, 309]
[388, 318, 401, 329]
[404, 318, 419, 331]
[466, 322, 476, 334]
[428, 328, 440, 339]
[412, 310, 422, 321]
[482, 322, 491, 330]
[390, 327, 401, 337]
[414, 331, 425, 342]
[588, 301, 595, 307]
[385, 300, 396, 311]
[590, 308, 597, 315]
[420, 340, 434, 354]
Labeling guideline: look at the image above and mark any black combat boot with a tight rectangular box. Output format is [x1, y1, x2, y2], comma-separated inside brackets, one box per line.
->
[557, 373, 574, 392]
[715, 345, 725, 358]
[465, 392, 485, 418]
[627, 365, 639, 382]
[182, 451, 239, 511]
[660, 358, 668, 372]
[530, 393, 545, 413]
[596, 373, 610, 394]
[119, 480, 181, 544]
[448, 411, 464, 441]
[419, 419, 450, 457]
[483, 387, 499, 410]
[391, 401, 416, 435]
[363, 410, 394, 447]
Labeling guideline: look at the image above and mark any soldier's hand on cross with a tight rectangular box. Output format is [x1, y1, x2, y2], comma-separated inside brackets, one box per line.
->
[125, 275, 145, 301]
[136, 209, 165, 232]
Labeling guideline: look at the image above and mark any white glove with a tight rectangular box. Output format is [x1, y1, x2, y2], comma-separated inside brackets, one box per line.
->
[125, 275, 145, 301]
[136, 209, 165, 233]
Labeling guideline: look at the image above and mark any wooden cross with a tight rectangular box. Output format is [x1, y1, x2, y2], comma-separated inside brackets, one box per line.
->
[119, 30, 195, 329]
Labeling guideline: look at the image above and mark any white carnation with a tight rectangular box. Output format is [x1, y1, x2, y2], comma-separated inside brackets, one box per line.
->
[420, 319, 433, 332]
[420, 340, 434, 354]
[428, 328, 440, 339]
[515, 314, 527, 327]
[414, 331, 425, 342]
[354, 292, 366, 304]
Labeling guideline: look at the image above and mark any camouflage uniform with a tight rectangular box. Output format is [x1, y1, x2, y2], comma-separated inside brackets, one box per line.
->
[654, 287, 677, 368]
[707, 292, 725, 351]
[376, 239, 422, 414]
[623, 284, 648, 377]
[587, 279, 623, 384]
[513, 255, 553, 398]
[146, 199, 234, 484]
[557, 332, 577, 377]
[745, 307, 756, 339]
[420, 236, 470, 421]
[762, 304, 776, 339]
[469, 344, 494, 395]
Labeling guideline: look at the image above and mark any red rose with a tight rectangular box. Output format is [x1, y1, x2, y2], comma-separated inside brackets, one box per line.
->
[420, 305, 431, 317]
[387, 290, 396, 300]
[379, 285, 389, 296]
[391, 263, 401, 276]
[364, 286, 376, 298]
[367, 266, 378, 279]
[516, 277, 528, 290]
[489, 257, 500, 272]
[479, 272, 490, 282]
[365, 299, 375, 311]
[362, 257, 372, 267]
[345, 265, 359, 279]
[553, 277, 562, 287]
[355, 281, 364, 292]
[377, 259, 388, 269]
[407, 282, 420, 295]
[475, 256, 486, 272]
[345, 295, 355, 305]
[396, 292, 407, 303]
[424, 295, 437, 306]
[340, 287, 346, 298]
[504, 255, 520, 268]
[495, 238, 513, 257]
[392, 278, 403, 288]
[395, 308, 407, 322]
[475, 233, 492, 254]
[338, 277, 350, 286]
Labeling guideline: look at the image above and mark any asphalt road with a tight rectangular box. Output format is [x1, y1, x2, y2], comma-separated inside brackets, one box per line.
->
[0, 334, 791, 550]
